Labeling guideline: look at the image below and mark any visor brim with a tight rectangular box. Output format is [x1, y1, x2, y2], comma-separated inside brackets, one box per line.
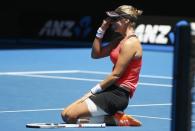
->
[106, 11, 120, 18]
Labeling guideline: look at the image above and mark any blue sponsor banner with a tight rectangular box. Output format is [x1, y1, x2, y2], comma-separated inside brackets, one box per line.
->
[19, 13, 195, 44]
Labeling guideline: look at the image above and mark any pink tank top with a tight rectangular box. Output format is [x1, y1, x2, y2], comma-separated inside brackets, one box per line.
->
[110, 39, 142, 98]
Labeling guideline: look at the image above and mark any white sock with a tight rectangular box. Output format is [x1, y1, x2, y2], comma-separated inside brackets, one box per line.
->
[77, 116, 105, 124]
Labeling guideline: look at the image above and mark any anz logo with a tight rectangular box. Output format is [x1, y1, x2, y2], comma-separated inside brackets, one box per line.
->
[191, 22, 195, 35]
[135, 24, 173, 44]
[39, 16, 92, 38]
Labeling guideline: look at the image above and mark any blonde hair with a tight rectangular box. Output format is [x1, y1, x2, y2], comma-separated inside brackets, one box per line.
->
[115, 5, 143, 28]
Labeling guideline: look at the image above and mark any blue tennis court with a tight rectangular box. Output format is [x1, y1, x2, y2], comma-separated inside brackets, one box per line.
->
[0, 47, 173, 131]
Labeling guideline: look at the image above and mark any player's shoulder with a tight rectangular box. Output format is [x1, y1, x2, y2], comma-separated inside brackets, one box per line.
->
[127, 35, 140, 44]
[123, 35, 140, 48]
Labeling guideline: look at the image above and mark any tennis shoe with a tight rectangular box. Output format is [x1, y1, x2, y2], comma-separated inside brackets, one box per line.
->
[114, 112, 142, 126]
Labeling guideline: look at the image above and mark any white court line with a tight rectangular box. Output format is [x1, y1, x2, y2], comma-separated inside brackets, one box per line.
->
[1, 106, 195, 123]
[12, 74, 102, 82]
[78, 70, 109, 75]
[9, 74, 172, 87]
[0, 108, 64, 113]
[0, 109, 172, 121]
[132, 115, 195, 123]
[78, 70, 172, 79]
[131, 115, 171, 121]
[0, 108, 171, 121]
[128, 103, 171, 107]
[0, 103, 172, 113]
[128, 102, 195, 107]
[140, 75, 172, 79]
[0, 70, 172, 79]
[138, 82, 172, 87]
[0, 70, 79, 75]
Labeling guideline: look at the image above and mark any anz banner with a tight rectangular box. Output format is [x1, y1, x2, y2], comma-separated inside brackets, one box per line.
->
[135, 23, 173, 45]
[37, 16, 94, 41]
[3, 12, 194, 48]
[19, 13, 99, 43]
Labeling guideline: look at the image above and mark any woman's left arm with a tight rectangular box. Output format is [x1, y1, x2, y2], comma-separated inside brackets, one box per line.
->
[99, 39, 138, 89]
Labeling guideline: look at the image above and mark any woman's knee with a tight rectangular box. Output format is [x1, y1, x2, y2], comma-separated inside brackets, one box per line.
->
[61, 102, 90, 123]
[61, 110, 78, 123]
[61, 111, 68, 122]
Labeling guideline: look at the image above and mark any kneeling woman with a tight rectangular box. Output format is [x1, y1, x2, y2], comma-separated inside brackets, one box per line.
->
[61, 5, 143, 126]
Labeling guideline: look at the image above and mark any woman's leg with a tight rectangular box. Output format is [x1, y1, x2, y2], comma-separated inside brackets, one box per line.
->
[61, 96, 109, 124]
[61, 99, 141, 126]
[61, 92, 93, 123]
[61, 100, 91, 123]
[62, 92, 92, 114]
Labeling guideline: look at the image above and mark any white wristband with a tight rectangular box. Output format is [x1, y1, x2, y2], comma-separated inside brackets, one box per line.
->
[90, 84, 103, 94]
[96, 27, 105, 39]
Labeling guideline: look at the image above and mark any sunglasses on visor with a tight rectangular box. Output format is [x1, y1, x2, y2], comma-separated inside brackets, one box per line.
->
[106, 11, 135, 22]
[109, 17, 122, 22]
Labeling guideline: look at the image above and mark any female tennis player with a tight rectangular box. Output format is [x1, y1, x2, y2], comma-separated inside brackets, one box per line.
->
[61, 5, 143, 126]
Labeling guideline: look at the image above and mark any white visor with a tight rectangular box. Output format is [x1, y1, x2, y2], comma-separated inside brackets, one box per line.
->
[106, 11, 120, 18]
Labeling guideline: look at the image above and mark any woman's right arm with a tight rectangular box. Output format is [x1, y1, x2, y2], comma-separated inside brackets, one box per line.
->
[91, 18, 117, 59]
